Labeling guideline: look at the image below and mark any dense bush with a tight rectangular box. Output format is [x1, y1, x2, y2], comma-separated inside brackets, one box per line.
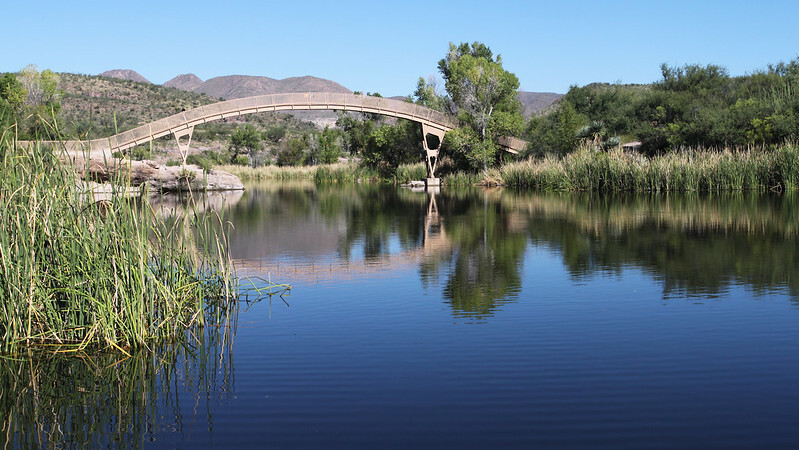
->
[186, 149, 228, 173]
[528, 58, 799, 155]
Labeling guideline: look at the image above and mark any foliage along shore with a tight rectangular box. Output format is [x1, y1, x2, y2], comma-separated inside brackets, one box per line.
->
[0, 137, 286, 353]
[5, 46, 799, 194]
[219, 141, 799, 193]
[499, 144, 799, 192]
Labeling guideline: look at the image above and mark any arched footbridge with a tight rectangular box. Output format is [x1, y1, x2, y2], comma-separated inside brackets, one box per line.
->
[76, 92, 528, 178]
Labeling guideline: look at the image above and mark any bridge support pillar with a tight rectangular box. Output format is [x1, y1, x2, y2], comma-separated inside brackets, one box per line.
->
[422, 123, 445, 180]
[173, 126, 195, 165]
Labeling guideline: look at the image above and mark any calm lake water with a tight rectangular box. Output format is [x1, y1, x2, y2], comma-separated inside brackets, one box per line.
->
[3, 183, 799, 448]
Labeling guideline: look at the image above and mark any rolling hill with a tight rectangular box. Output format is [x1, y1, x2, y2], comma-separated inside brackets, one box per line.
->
[186, 74, 352, 99]
[97, 68, 561, 116]
[58, 68, 562, 140]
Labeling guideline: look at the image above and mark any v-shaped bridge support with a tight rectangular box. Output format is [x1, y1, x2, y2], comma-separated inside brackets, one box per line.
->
[422, 123, 446, 184]
[173, 126, 195, 165]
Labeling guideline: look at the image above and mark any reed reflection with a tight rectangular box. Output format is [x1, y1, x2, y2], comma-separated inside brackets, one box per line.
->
[0, 313, 237, 447]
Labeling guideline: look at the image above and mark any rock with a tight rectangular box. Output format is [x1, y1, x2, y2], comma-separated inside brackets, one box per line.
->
[72, 156, 244, 193]
[137, 164, 244, 192]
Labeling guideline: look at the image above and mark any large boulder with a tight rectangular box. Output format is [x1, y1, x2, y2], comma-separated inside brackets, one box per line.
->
[72, 157, 244, 192]
[141, 163, 245, 192]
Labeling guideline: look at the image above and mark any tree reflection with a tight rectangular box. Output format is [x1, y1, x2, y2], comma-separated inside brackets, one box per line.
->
[432, 191, 526, 320]
[221, 183, 799, 321]
[511, 191, 799, 300]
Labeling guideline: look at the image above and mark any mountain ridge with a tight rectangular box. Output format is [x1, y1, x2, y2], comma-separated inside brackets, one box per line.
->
[163, 73, 203, 91]
[98, 69, 151, 84]
[100, 69, 561, 116]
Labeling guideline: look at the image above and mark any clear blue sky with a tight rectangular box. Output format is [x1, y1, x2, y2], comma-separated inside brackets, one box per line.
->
[4, 0, 798, 95]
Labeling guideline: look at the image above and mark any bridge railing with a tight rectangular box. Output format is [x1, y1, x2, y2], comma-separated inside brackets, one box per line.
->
[80, 92, 477, 152]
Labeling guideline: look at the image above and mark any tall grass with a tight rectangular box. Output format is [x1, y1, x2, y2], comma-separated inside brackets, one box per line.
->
[443, 171, 483, 186]
[217, 163, 320, 181]
[0, 139, 248, 352]
[218, 163, 405, 184]
[500, 144, 799, 192]
[396, 162, 427, 183]
[313, 164, 379, 184]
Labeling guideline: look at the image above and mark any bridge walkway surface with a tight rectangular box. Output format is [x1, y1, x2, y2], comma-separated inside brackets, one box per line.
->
[54, 92, 528, 178]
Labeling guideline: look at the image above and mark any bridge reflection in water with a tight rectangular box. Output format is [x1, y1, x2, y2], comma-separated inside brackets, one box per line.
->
[232, 188, 453, 283]
[150, 186, 799, 320]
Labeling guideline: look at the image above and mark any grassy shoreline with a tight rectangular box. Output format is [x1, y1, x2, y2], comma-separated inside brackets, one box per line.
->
[0, 139, 265, 353]
[500, 145, 799, 192]
[219, 143, 799, 192]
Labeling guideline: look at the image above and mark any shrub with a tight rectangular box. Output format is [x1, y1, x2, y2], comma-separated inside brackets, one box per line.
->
[128, 145, 152, 161]
[396, 162, 427, 183]
[186, 154, 213, 173]
[232, 154, 250, 166]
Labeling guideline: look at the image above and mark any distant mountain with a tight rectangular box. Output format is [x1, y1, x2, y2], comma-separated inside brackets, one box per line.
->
[517, 91, 562, 116]
[164, 73, 203, 91]
[99, 69, 558, 116]
[190, 74, 351, 99]
[98, 69, 151, 84]
[56, 72, 315, 139]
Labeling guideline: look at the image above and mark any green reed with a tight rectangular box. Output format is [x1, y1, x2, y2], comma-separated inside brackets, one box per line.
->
[395, 162, 427, 183]
[0, 140, 244, 352]
[313, 164, 380, 184]
[500, 144, 799, 192]
[443, 171, 483, 186]
[216, 163, 382, 184]
[218, 163, 319, 181]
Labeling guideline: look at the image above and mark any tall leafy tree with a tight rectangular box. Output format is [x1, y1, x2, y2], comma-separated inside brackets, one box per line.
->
[316, 126, 343, 164]
[13, 65, 63, 138]
[412, 76, 448, 112]
[0, 73, 26, 130]
[437, 42, 524, 170]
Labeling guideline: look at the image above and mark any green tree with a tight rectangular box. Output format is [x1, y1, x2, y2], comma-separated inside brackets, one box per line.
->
[336, 113, 377, 155]
[15, 65, 62, 138]
[264, 125, 286, 143]
[229, 124, 263, 164]
[19, 65, 61, 107]
[437, 42, 524, 170]
[362, 120, 423, 177]
[276, 137, 306, 166]
[317, 126, 342, 164]
[0, 73, 26, 129]
[412, 76, 447, 112]
[526, 101, 585, 156]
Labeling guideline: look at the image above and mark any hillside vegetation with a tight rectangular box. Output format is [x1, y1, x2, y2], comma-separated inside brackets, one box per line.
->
[527, 59, 799, 156]
[56, 73, 316, 143]
[59, 73, 217, 137]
